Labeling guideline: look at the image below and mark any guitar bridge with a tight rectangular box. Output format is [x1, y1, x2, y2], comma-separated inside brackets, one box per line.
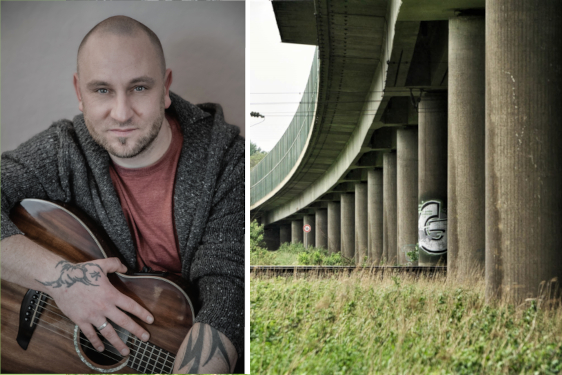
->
[16, 289, 47, 350]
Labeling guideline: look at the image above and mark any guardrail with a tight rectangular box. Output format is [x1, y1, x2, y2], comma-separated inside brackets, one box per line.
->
[250, 48, 319, 207]
[251, 266, 447, 277]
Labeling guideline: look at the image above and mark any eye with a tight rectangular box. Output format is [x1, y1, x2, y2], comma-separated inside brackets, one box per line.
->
[96, 88, 108, 94]
[134, 86, 146, 92]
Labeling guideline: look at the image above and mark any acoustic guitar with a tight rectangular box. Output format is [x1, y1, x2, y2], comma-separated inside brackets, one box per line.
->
[1, 199, 195, 373]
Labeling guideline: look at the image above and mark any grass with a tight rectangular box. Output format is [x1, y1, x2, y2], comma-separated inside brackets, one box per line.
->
[273, 251, 299, 265]
[251, 271, 562, 374]
[250, 220, 354, 266]
[251, 242, 355, 266]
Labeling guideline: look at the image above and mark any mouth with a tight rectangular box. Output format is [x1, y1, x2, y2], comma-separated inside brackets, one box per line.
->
[109, 128, 137, 136]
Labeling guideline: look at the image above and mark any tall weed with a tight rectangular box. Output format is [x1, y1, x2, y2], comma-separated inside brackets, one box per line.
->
[251, 272, 562, 374]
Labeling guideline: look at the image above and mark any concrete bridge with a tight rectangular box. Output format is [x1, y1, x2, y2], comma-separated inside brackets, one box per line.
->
[250, 0, 562, 303]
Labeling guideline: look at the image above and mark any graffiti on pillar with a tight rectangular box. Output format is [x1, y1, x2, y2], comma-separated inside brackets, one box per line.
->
[418, 200, 447, 254]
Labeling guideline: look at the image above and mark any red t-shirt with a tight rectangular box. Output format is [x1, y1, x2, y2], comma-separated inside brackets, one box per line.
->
[109, 113, 183, 273]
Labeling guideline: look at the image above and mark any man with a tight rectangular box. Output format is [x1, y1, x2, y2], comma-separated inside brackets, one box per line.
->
[1, 16, 244, 374]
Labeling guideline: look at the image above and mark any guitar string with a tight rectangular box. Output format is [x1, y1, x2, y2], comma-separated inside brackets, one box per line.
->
[31, 315, 132, 366]
[33, 292, 177, 371]
[32, 314, 174, 374]
[32, 308, 174, 373]
[32, 315, 174, 374]
[37, 293, 173, 363]
[30, 299, 174, 372]
[37, 294, 163, 349]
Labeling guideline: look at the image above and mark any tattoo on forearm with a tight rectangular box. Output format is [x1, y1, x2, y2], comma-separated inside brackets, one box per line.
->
[36, 261, 104, 288]
[179, 324, 233, 373]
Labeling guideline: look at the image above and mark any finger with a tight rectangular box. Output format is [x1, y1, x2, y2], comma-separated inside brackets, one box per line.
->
[100, 257, 128, 274]
[97, 321, 130, 356]
[81, 324, 105, 352]
[107, 309, 150, 343]
[116, 294, 154, 325]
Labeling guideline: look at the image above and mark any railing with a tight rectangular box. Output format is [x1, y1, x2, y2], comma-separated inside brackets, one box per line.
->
[250, 48, 319, 206]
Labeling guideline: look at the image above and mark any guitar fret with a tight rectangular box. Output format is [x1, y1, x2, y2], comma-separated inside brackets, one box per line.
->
[129, 336, 140, 371]
[148, 343, 156, 373]
[132, 338, 143, 372]
[141, 340, 150, 373]
[139, 340, 150, 372]
[153, 347, 162, 374]
[126, 334, 176, 374]
[164, 351, 171, 374]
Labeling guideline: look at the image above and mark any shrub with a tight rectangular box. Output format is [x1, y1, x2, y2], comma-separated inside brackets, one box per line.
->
[250, 220, 266, 253]
[406, 243, 420, 262]
[278, 242, 307, 254]
[250, 248, 276, 265]
[297, 246, 354, 266]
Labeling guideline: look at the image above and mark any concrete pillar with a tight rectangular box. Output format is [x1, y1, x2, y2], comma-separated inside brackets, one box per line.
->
[340, 193, 355, 260]
[418, 91, 448, 266]
[263, 226, 280, 250]
[368, 169, 384, 264]
[279, 224, 291, 246]
[291, 220, 303, 245]
[486, 0, 562, 303]
[315, 209, 328, 249]
[355, 183, 368, 265]
[303, 215, 315, 248]
[397, 128, 418, 265]
[327, 201, 341, 254]
[383, 152, 398, 264]
[448, 14, 485, 282]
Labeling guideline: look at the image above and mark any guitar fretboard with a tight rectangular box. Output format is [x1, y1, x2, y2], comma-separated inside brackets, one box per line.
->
[127, 336, 175, 374]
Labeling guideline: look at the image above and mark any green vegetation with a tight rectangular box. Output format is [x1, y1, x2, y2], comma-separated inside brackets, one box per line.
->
[250, 220, 276, 265]
[250, 220, 353, 266]
[251, 272, 562, 374]
[250, 141, 267, 170]
[407, 243, 420, 263]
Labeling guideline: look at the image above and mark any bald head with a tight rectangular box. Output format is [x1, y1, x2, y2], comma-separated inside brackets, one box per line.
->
[77, 16, 166, 76]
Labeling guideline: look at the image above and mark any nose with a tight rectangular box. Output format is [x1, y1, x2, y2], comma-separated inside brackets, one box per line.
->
[110, 93, 134, 124]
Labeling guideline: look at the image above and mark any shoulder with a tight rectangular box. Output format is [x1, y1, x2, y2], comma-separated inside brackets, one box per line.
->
[169, 92, 244, 161]
[2, 118, 78, 160]
[197, 102, 243, 155]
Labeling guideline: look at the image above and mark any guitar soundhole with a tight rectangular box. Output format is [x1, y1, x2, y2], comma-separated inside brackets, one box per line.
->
[78, 330, 122, 366]
[74, 320, 131, 371]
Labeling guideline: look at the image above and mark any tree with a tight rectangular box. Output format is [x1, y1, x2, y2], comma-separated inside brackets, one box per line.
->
[250, 141, 263, 156]
[250, 152, 266, 169]
[250, 141, 268, 170]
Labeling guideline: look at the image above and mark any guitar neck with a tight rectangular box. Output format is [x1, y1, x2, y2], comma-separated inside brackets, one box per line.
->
[127, 336, 176, 374]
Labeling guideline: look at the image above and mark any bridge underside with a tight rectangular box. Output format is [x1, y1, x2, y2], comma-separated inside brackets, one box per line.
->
[252, 0, 562, 303]
[254, 0, 475, 221]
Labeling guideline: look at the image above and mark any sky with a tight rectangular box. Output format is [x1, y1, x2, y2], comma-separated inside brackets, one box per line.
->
[250, 1, 316, 152]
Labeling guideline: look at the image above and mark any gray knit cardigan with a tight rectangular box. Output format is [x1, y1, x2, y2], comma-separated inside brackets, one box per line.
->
[1, 92, 245, 358]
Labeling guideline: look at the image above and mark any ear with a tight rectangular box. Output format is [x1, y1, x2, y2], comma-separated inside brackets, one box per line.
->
[73, 73, 84, 112]
[163, 69, 173, 109]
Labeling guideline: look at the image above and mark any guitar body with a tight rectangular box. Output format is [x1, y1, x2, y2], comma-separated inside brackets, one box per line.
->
[1, 199, 194, 373]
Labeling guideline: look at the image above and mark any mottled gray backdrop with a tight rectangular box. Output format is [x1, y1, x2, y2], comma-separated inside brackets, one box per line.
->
[1, 1, 245, 152]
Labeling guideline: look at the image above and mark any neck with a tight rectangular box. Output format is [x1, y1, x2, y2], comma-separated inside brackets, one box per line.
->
[110, 117, 172, 169]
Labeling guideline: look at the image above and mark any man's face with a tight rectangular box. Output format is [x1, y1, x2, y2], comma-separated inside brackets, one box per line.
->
[74, 32, 172, 159]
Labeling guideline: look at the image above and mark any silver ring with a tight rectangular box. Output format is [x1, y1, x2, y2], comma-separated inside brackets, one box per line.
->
[97, 321, 109, 331]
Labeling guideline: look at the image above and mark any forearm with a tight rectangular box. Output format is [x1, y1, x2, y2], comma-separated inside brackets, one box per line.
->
[173, 323, 237, 374]
[1, 234, 69, 292]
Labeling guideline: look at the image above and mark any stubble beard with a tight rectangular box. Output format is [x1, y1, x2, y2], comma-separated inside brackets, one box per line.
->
[84, 96, 165, 159]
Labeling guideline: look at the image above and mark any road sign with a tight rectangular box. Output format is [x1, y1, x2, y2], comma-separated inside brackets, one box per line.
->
[303, 224, 312, 233]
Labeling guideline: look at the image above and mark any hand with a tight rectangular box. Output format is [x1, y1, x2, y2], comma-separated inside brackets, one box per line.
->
[41, 257, 154, 356]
